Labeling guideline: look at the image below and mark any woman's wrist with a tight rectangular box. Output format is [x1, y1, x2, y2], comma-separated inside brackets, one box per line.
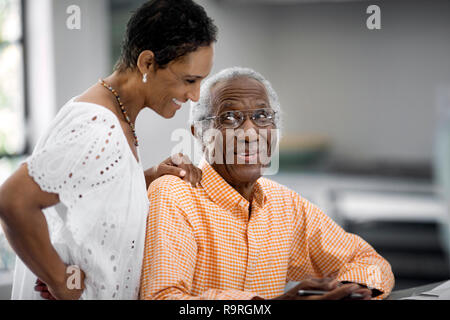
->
[44, 261, 68, 289]
[144, 167, 157, 189]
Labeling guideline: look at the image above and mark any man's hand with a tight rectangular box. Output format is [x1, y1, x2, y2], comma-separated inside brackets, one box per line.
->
[34, 265, 86, 300]
[271, 278, 372, 300]
[145, 153, 202, 188]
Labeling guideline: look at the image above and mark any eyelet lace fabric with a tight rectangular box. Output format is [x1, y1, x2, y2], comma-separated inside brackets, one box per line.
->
[11, 100, 149, 300]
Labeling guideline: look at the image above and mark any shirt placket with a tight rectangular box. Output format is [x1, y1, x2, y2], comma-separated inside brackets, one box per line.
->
[242, 201, 262, 292]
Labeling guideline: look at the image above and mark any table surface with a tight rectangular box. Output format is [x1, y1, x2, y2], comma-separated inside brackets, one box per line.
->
[386, 281, 448, 300]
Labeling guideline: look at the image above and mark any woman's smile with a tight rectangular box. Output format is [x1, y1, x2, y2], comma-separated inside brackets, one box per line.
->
[172, 98, 184, 110]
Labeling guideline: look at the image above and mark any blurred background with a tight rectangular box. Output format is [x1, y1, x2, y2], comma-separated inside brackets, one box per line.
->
[1, 0, 450, 299]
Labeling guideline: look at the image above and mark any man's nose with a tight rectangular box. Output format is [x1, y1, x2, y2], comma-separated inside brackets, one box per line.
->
[241, 116, 258, 132]
[239, 117, 259, 142]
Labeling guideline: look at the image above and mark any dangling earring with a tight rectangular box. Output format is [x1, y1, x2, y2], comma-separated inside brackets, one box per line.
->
[143, 73, 148, 83]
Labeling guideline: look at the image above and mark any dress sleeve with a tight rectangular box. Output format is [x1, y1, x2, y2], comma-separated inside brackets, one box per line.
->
[26, 106, 128, 243]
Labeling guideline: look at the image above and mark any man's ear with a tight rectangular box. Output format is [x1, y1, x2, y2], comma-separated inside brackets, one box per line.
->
[191, 124, 207, 155]
[191, 124, 203, 139]
[136, 50, 155, 76]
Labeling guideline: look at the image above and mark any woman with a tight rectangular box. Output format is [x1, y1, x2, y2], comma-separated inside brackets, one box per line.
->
[0, 0, 217, 300]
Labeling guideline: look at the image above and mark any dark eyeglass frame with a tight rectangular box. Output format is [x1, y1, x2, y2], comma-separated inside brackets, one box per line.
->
[199, 108, 278, 129]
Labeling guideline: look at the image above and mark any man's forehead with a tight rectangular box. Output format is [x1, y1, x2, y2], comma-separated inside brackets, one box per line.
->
[210, 76, 268, 101]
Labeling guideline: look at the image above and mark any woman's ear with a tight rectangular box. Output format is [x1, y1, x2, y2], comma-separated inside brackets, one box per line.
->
[136, 50, 155, 76]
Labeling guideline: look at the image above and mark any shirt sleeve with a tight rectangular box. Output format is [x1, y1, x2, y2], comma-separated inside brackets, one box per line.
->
[140, 177, 260, 300]
[26, 106, 128, 243]
[287, 193, 395, 299]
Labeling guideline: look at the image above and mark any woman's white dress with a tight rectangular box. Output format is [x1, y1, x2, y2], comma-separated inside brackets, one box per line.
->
[11, 99, 150, 299]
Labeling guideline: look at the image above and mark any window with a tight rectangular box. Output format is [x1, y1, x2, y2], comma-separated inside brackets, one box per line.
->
[0, 0, 27, 158]
[0, 0, 27, 273]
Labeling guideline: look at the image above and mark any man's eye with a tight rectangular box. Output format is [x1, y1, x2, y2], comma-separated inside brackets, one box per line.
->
[220, 112, 239, 123]
[185, 79, 196, 84]
[255, 110, 270, 118]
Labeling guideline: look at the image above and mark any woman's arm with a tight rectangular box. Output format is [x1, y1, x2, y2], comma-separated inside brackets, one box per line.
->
[0, 164, 84, 300]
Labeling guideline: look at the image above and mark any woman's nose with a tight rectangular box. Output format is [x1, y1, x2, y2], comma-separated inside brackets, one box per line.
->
[186, 86, 200, 102]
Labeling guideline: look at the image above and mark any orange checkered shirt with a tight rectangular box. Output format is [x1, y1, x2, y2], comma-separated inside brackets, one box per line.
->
[140, 161, 394, 300]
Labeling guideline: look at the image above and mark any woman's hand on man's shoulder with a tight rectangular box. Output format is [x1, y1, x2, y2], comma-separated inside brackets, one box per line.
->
[144, 153, 202, 189]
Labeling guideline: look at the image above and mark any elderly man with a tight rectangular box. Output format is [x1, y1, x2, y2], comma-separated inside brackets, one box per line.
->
[140, 67, 395, 300]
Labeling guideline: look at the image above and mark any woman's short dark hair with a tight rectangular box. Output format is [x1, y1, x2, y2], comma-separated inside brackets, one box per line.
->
[115, 0, 218, 71]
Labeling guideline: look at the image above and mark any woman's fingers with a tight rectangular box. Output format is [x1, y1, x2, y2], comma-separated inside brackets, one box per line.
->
[40, 291, 56, 300]
[169, 153, 202, 187]
[150, 154, 202, 187]
[34, 284, 46, 292]
[34, 278, 48, 292]
[183, 166, 200, 187]
[186, 165, 202, 187]
[34, 278, 56, 300]
[158, 164, 186, 178]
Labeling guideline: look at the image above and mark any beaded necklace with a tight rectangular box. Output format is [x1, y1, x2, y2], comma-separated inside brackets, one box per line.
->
[99, 79, 139, 146]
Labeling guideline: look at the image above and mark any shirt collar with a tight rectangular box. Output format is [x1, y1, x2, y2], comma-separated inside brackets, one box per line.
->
[199, 159, 266, 212]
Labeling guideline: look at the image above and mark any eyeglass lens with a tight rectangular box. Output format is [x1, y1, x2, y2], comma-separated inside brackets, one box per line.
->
[218, 109, 275, 128]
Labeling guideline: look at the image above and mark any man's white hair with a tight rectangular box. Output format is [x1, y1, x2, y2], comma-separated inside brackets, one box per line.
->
[189, 66, 283, 132]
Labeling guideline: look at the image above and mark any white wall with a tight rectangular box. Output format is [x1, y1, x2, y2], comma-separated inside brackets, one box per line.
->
[43, 0, 450, 170]
[52, 0, 111, 107]
[25, 0, 111, 149]
[190, 0, 450, 166]
[25, 0, 56, 148]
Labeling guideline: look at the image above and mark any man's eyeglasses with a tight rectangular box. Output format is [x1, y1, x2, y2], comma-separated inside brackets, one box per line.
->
[200, 108, 277, 129]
